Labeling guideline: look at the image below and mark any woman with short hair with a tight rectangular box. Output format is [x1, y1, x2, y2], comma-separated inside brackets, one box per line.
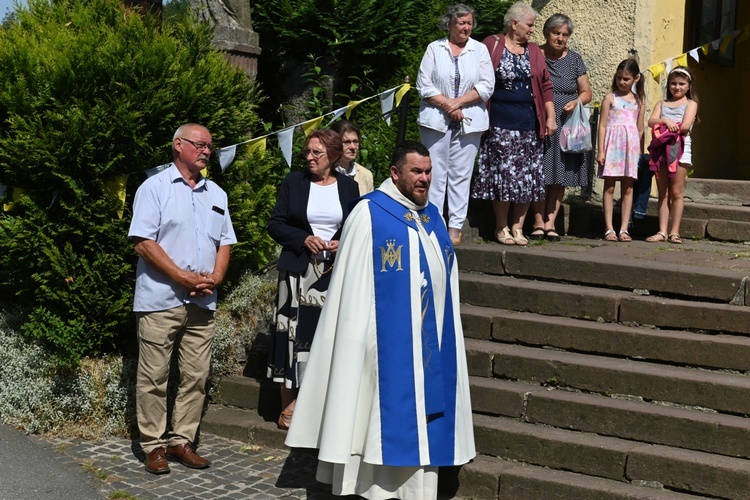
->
[529, 13, 592, 241]
[471, 2, 556, 246]
[417, 3, 494, 246]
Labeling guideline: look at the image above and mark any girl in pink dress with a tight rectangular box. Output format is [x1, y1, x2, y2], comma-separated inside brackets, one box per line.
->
[596, 59, 645, 241]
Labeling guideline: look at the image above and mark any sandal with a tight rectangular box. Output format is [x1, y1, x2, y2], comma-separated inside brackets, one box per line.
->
[668, 233, 683, 244]
[603, 229, 618, 241]
[618, 230, 632, 242]
[277, 409, 293, 430]
[495, 227, 515, 245]
[512, 228, 528, 246]
[545, 229, 561, 242]
[528, 227, 546, 241]
[646, 231, 667, 242]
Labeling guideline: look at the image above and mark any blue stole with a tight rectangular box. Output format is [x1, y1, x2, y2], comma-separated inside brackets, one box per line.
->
[356, 190, 458, 466]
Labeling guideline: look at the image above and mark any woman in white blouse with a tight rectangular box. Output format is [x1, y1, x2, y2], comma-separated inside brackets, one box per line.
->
[417, 3, 494, 246]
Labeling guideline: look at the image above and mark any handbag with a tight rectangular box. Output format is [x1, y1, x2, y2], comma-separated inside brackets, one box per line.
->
[559, 99, 592, 153]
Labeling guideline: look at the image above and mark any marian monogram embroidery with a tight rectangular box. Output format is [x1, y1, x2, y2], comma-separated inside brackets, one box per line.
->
[380, 239, 404, 272]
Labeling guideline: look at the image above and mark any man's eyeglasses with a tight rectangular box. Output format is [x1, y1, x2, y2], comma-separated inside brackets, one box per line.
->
[342, 139, 360, 147]
[180, 137, 214, 153]
[302, 149, 327, 159]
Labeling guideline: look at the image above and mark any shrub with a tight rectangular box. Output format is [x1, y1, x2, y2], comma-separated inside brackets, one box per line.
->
[0, 0, 276, 366]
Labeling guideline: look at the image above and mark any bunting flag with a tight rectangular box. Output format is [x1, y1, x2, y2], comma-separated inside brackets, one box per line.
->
[247, 137, 267, 156]
[380, 88, 396, 126]
[665, 58, 673, 74]
[101, 175, 129, 218]
[711, 38, 721, 50]
[301, 116, 324, 137]
[277, 126, 295, 167]
[345, 100, 363, 119]
[326, 105, 349, 126]
[218, 145, 237, 172]
[701, 43, 710, 55]
[688, 48, 701, 62]
[674, 52, 688, 68]
[719, 31, 735, 54]
[648, 62, 665, 82]
[3, 187, 25, 212]
[395, 83, 411, 108]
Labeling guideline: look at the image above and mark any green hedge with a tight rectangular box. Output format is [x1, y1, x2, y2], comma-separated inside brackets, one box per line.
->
[0, 0, 276, 366]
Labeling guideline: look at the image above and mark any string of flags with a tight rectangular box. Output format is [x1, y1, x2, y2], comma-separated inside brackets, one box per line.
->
[646, 25, 749, 82]
[0, 83, 412, 218]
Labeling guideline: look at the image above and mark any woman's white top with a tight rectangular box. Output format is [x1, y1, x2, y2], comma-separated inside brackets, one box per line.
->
[416, 36, 494, 134]
[307, 182, 342, 243]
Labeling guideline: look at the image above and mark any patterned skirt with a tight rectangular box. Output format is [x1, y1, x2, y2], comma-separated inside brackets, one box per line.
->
[267, 258, 333, 389]
[471, 127, 545, 203]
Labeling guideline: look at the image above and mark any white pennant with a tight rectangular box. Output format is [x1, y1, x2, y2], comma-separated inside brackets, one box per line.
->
[146, 163, 171, 177]
[277, 126, 295, 167]
[380, 88, 396, 126]
[218, 145, 237, 172]
[688, 47, 700, 62]
[326, 106, 349, 126]
[665, 58, 673, 74]
[711, 38, 721, 50]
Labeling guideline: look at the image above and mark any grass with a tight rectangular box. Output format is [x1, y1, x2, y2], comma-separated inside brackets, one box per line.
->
[108, 491, 139, 500]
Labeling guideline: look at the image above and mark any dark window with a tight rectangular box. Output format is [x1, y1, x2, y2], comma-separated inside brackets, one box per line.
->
[686, 0, 737, 65]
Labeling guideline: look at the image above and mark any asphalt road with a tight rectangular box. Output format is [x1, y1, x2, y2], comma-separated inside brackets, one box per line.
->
[0, 424, 103, 500]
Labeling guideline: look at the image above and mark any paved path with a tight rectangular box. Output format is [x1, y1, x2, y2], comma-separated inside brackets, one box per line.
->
[4, 424, 343, 499]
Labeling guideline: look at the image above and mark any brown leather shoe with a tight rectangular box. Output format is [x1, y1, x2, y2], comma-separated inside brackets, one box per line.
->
[144, 448, 170, 475]
[166, 443, 210, 469]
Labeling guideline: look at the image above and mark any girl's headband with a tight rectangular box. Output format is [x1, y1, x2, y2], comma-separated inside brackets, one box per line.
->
[669, 67, 692, 81]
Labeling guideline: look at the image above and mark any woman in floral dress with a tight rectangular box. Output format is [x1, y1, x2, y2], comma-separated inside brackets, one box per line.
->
[471, 2, 556, 246]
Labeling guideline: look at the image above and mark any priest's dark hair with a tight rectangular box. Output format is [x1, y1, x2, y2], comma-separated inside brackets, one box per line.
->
[391, 141, 430, 172]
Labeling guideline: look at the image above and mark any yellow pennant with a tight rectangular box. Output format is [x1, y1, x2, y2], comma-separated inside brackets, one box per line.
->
[301, 116, 324, 137]
[701, 43, 710, 55]
[648, 62, 665, 82]
[345, 100, 363, 119]
[719, 32, 734, 54]
[3, 187, 25, 212]
[673, 53, 688, 68]
[395, 84, 411, 108]
[247, 137, 267, 156]
[101, 174, 129, 219]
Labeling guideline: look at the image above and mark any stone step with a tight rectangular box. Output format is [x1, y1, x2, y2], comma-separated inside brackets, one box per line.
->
[459, 273, 750, 333]
[456, 455, 701, 499]
[461, 306, 750, 372]
[567, 200, 750, 242]
[471, 376, 750, 460]
[455, 242, 747, 303]
[466, 339, 750, 415]
[684, 178, 750, 207]
[201, 405, 287, 451]
[473, 414, 750, 498]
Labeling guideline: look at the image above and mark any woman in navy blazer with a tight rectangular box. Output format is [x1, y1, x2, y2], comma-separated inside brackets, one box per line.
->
[266, 129, 360, 431]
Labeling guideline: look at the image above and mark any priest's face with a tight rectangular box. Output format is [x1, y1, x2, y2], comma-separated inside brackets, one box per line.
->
[390, 153, 432, 205]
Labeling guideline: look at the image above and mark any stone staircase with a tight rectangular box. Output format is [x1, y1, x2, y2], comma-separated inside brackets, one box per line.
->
[202, 179, 750, 499]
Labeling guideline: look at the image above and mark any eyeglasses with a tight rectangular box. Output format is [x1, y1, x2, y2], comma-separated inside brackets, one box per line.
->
[302, 149, 327, 159]
[342, 139, 360, 146]
[180, 137, 214, 153]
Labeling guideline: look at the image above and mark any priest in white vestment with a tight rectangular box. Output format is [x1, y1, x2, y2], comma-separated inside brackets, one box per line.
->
[285, 141, 475, 499]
